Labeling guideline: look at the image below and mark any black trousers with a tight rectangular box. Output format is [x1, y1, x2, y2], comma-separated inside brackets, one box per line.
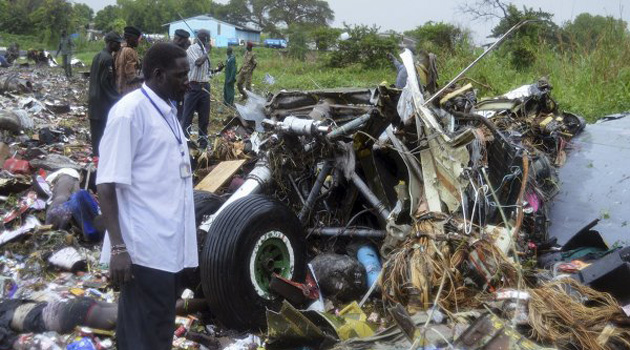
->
[181, 82, 210, 147]
[116, 264, 181, 350]
[62, 54, 72, 78]
[89, 118, 106, 157]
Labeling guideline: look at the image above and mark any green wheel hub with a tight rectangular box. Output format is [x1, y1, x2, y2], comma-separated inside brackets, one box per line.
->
[250, 231, 294, 299]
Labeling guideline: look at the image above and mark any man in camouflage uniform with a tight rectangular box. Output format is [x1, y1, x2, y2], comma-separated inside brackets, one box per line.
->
[236, 42, 257, 101]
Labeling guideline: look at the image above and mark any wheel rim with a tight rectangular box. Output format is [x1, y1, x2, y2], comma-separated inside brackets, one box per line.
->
[249, 231, 295, 300]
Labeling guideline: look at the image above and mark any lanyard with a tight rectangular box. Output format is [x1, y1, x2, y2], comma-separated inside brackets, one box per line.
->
[141, 87, 185, 157]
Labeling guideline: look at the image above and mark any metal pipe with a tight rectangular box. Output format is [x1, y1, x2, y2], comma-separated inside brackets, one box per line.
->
[385, 125, 423, 181]
[198, 158, 272, 232]
[298, 161, 333, 223]
[288, 174, 306, 205]
[450, 111, 509, 144]
[308, 227, 386, 238]
[326, 113, 372, 141]
[423, 20, 538, 106]
[350, 172, 391, 221]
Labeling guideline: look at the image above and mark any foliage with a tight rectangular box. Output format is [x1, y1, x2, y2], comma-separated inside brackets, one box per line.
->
[560, 14, 629, 53]
[0, 0, 45, 35]
[211, 0, 334, 34]
[327, 24, 398, 69]
[73, 3, 94, 29]
[0, 32, 45, 50]
[490, 4, 558, 69]
[0, 0, 95, 43]
[311, 26, 340, 51]
[286, 25, 309, 60]
[404, 21, 469, 52]
[29, 0, 75, 44]
[94, 5, 124, 33]
[114, 0, 211, 34]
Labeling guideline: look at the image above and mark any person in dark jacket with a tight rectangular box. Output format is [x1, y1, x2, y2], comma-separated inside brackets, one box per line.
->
[88, 32, 123, 157]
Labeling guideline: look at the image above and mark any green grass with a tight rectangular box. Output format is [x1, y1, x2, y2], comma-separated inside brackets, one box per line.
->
[4, 32, 629, 120]
[209, 44, 630, 120]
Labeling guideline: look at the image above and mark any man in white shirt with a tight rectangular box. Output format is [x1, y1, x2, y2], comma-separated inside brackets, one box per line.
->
[180, 29, 211, 149]
[97, 42, 195, 350]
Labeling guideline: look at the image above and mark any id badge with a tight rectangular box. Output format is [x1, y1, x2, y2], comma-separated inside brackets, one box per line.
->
[180, 162, 192, 178]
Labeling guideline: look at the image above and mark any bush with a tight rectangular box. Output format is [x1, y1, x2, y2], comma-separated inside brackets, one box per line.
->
[405, 21, 470, 53]
[311, 26, 341, 51]
[286, 25, 309, 61]
[327, 24, 398, 69]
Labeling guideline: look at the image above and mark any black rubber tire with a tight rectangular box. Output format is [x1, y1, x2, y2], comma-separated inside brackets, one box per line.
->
[200, 195, 306, 331]
[193, 190, 225, 227]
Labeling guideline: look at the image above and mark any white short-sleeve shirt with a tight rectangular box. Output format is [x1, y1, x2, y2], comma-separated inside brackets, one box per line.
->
[97, 83, 198, 273]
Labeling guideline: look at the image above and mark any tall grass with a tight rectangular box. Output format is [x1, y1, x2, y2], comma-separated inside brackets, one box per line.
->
[211, 38, 629, 121]
[435, 26, 630, 121]
[4, 28, 629, 121]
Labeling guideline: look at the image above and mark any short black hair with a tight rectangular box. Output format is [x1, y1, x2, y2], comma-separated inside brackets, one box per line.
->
[142, 43, 187, 79]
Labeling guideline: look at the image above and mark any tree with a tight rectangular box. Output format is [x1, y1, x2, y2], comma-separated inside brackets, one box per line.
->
[29, 0, 75, 43]
[95, 5, 124, 32]
[311, 26, 341, 51]
[460, 0, 558, 69]
[458, 0, 511, 22]
[286, 24, 308, 60]
[328, 24, 398, 69]
[489, 4, 558, 68]
[211, 0, 334, 34]
[0, 0, 45, 34]
[73, 3, 94, 29]
[404, 21, 469, 52]
[115, 0, 213, 33]
[270, 0, 333, 27]
[176, 0, 212, 19]
[561, 13, 629, 52]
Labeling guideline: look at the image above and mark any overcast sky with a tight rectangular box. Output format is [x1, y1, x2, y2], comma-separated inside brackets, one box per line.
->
[76, 0, 629, 42]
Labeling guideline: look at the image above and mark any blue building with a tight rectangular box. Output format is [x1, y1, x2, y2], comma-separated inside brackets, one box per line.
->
[165, 15, 261, 48]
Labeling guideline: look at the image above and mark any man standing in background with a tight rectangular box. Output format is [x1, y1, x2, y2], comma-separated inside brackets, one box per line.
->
[223, 47, 237, 106]
[237, 42, 257, 101]
[88, 32, 123, 157]
[115, 26, 143, 95]
[181, 29, 211, 149]
[173, 29, 191, 50]
[172, 29, 191, 119]
[56, 30, 74, 78]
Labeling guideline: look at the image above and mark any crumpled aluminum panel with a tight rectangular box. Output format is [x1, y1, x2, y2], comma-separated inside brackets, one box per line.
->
[549, 114, 630, 245]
